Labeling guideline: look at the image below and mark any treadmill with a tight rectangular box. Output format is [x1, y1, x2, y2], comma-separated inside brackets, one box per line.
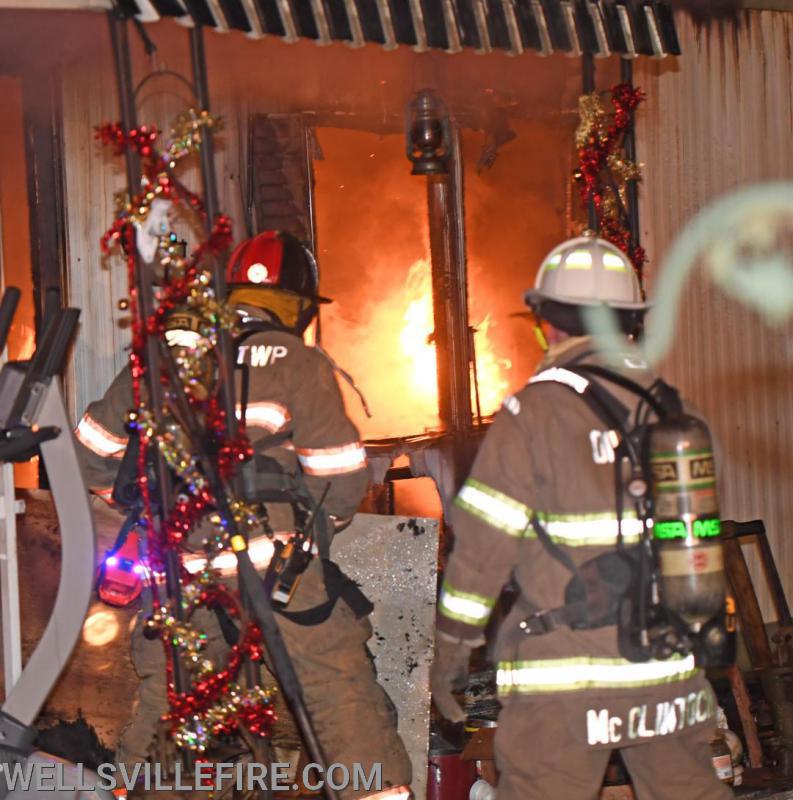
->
[0, 288, 114, 800]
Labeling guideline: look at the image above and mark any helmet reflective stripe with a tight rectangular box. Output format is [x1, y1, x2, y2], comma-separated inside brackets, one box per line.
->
[438, 582, 495, 626]
[296, 442, 367, 476]
[497, 654, 697, 694]
[563, 249, 593, 269]
[75, 414, 128, 458]
[455, 479, 531, 537]
[529, 367, 590, 394]
[603, 252, 628, 271]
[235, 401, 290, 432]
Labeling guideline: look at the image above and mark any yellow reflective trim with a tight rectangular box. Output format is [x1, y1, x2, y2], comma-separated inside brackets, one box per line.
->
[497, 655, 698, 694]
[564, 250, 593, 269]
[438, 581, 495, 626]
[544, 254, 562, 271]
[603, 252, 628, 271]
[455, 479, 531, 537]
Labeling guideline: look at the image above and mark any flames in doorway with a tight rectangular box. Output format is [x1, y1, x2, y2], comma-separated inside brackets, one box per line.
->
[323, 257, 511, 439]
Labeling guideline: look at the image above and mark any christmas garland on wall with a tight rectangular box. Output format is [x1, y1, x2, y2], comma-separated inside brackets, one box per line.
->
[97, 109, 275, 753]
[574, 82, 647, 280]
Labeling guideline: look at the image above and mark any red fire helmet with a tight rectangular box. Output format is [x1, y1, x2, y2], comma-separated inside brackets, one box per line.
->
[226, 230, 328, 301]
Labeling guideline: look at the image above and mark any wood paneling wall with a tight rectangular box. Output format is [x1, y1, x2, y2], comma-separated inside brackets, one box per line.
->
[636, 11, 793, 619]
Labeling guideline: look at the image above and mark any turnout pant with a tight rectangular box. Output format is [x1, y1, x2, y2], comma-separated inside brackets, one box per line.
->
[494, 697, 734, 800]
[117, 560, 412, 798]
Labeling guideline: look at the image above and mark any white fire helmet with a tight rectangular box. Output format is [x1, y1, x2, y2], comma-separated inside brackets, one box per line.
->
[524, 232, 650, 335]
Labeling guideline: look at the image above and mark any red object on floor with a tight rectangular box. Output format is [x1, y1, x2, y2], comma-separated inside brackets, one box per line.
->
[427, 752, 477, 800]
[98, 529, 142, 607]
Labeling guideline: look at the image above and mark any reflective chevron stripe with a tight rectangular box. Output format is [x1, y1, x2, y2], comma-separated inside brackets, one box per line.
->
[296, 442, 367, 476]
[182, 533, 317, 576]
[529, 367, 590, 394]
[438, 582, 495, 626]
[75, 414, 128, 458]
[236, 401, 291, 433]
[455, 479, 531, 537]
[457, 478, 646, 546]
[534, 513, 647, 546]
[497, 654, 697, 694]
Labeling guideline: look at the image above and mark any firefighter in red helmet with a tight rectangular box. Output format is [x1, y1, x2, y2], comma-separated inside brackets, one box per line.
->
[226, 230, 327, 331]
[75, 231, 413, 799]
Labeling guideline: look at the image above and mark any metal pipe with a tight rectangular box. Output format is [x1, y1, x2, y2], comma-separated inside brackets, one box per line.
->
[188, 25, 238, 440]
[189, 26, 220, 228]
[187, 24, 261, 693]
[581, 52, 598, 232]
[107, 9, 186, 695]
[426, 176, 473, 437]
[407, 91, 474, 484]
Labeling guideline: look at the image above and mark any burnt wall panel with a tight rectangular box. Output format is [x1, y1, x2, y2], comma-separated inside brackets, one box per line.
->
[249, 114, 314, 247]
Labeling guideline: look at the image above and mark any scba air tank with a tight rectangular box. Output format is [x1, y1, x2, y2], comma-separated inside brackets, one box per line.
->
[649, 414, 725, 631]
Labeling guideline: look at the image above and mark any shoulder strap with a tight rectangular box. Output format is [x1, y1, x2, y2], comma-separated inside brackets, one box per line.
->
[570, 364, 682, 420]
[234, 319, 285, 348]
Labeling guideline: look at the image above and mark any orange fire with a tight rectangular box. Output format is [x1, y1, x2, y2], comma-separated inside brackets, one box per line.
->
[323, 258, 512, 439]
[470, 313, 511, 417]
[398, 259, 511, 422]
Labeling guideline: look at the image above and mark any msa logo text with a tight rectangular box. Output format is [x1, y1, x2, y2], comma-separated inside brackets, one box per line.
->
[237, 344, 289, 367]
[691, 457, 715, 479]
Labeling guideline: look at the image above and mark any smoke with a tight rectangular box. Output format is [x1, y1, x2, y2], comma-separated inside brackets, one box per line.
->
[585, 183, 793, 368]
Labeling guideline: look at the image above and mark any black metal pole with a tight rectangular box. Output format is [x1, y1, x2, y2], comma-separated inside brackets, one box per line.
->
[581, 52, 598, 232]
[107, 9, 187, 696]
[188, 26, 220, 225]
[620, 57, 641, 252]
[187, 25, 238, 440]
[186, 24, 266, 698]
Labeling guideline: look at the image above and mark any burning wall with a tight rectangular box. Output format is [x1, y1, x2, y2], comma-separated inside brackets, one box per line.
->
[0, 10, 608, 447]
[315, 118, 576, 440]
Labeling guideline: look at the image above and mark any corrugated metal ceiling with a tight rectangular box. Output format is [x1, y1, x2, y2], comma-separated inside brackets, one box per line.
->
[114, 0, 681, 57]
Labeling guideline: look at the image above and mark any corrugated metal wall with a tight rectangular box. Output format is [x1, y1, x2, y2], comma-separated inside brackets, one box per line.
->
[59, 10, 793, 617]
[61, 43, 246, 422]
[636, 11, 793, 619]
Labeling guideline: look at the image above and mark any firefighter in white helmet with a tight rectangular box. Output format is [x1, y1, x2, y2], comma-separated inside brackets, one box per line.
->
[75, 231, 413, 799]
[430, 233, 732, 799]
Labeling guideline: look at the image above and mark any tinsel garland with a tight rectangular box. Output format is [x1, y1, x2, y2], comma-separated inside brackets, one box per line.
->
[574, 82, 647, 278]
[98, 110, 274, 752]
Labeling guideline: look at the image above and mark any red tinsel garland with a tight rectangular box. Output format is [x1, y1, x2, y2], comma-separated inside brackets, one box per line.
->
[166, 625, 263, 717]
[99, 116, 270, 748]
[576, 82, 647, 275]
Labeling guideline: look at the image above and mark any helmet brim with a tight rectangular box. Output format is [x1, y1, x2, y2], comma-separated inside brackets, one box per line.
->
[524, 288, 652, 312]
[228, 283, 333, 304]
